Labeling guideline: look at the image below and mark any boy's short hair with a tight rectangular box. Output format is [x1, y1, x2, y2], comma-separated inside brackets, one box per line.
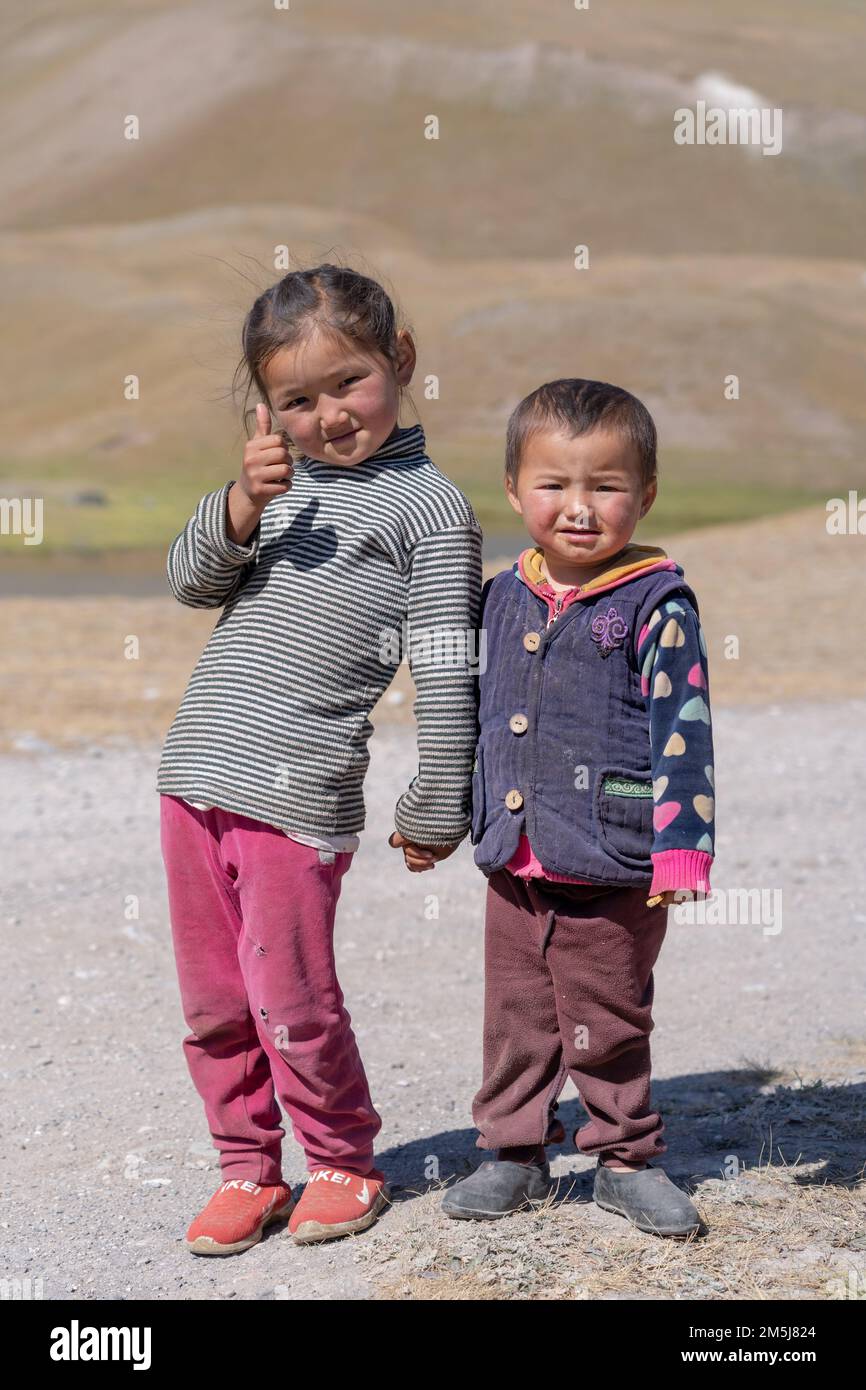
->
[505, 379, 658, 490]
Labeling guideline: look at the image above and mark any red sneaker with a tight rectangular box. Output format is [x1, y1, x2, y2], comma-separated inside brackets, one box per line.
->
[289, 1167, 389, 1244]
[185, 1178, 295, 1256]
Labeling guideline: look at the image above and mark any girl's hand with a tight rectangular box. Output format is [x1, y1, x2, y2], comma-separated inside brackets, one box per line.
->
[240, 403, 295, 506]
[388, 831, 458, 872]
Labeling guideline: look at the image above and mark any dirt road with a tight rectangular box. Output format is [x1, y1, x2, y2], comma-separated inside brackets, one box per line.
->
[2, 701, 864, 1300]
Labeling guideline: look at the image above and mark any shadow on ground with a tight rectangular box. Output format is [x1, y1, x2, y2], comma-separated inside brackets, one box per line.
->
[373, 1070, 865, 1207]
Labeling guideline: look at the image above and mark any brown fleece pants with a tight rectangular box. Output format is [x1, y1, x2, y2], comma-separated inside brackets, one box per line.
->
[472, 868, 669, 1166]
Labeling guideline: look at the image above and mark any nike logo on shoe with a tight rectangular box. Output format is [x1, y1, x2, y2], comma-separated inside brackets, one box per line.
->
[309, 1168, 355, 1185]
[307, 1170, 374, 1203]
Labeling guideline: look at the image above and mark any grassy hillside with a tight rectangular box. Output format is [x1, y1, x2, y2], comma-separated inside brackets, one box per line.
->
[0, 2, 863, 558]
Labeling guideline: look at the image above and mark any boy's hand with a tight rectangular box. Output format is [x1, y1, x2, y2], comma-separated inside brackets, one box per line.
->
[647, 889, 698, 908]
[388, 831, 458, 872]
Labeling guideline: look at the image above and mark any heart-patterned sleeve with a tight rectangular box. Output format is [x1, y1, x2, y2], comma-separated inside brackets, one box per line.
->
[636, 596, 715, 896]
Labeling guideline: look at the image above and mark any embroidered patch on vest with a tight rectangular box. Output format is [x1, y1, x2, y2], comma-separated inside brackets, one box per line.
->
[590, 605, 629, 657]
[602, 776, 653, 798]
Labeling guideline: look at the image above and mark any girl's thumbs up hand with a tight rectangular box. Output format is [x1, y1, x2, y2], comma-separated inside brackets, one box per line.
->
[239, 402, 295, 507]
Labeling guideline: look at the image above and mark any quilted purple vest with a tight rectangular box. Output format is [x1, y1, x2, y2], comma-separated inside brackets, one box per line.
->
[471, 564, 700, 884]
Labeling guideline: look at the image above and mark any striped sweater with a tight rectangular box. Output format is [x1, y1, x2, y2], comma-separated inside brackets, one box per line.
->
[156, 423, 483, 846]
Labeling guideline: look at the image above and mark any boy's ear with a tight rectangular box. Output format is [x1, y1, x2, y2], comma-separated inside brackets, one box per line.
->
[505, 478, 523, 514]
[638, 476, 658, 519]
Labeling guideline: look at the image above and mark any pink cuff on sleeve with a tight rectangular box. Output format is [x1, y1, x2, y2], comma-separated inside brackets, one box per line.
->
[649, 849, 712, 897]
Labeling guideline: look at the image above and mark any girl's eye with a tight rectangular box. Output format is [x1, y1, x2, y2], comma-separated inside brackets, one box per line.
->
[283, 376, 359, 407]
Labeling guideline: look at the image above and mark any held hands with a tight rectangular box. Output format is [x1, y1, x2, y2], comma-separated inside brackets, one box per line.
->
[388, 830, 458, 873]
[240, 403, 295, 508]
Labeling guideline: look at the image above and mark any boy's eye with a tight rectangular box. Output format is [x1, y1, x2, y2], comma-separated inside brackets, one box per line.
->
[340, 376, 361, 388]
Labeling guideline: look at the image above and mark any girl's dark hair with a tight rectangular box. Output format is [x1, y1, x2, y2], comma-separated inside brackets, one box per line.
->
[232, 261, 414, 443]
[505, 379, 658, 489]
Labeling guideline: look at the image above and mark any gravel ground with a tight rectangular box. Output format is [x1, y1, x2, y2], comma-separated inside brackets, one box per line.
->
[1, 701, 865, 1300]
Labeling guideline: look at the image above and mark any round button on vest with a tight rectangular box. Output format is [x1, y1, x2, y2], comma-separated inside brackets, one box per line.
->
[505, 789, 524, 810]
[523, 632, 541, 651]
[509, 714, 528, 734]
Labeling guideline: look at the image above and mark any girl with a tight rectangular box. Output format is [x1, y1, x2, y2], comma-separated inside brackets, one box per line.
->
[157, 263, 482, 1253]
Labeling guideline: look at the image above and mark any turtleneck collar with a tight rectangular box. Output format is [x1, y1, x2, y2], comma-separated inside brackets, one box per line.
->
[297, 422, 427, 472]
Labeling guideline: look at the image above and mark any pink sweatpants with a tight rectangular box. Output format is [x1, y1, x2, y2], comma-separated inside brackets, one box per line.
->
[159, 794, 382, 1183]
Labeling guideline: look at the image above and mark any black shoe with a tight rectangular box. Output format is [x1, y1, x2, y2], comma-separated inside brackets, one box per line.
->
[593, 1161, 703, 1238]
[441, 1160, 554, 1220]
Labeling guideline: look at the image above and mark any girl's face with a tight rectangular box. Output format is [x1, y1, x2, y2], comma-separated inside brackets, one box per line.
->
[262, 324, 415, 466]
[506, 426, 657, 584]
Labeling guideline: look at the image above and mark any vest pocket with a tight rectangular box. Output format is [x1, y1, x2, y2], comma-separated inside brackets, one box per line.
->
[593, 767, 654, 871]
[470, 744, 486, 845]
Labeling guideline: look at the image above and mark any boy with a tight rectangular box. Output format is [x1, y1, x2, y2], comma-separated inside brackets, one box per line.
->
[441, 379, 715, 1238]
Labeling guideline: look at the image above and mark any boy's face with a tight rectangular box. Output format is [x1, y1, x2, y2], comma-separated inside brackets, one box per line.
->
[505, 426, 657, 583]
[262, 324, 415, 466]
